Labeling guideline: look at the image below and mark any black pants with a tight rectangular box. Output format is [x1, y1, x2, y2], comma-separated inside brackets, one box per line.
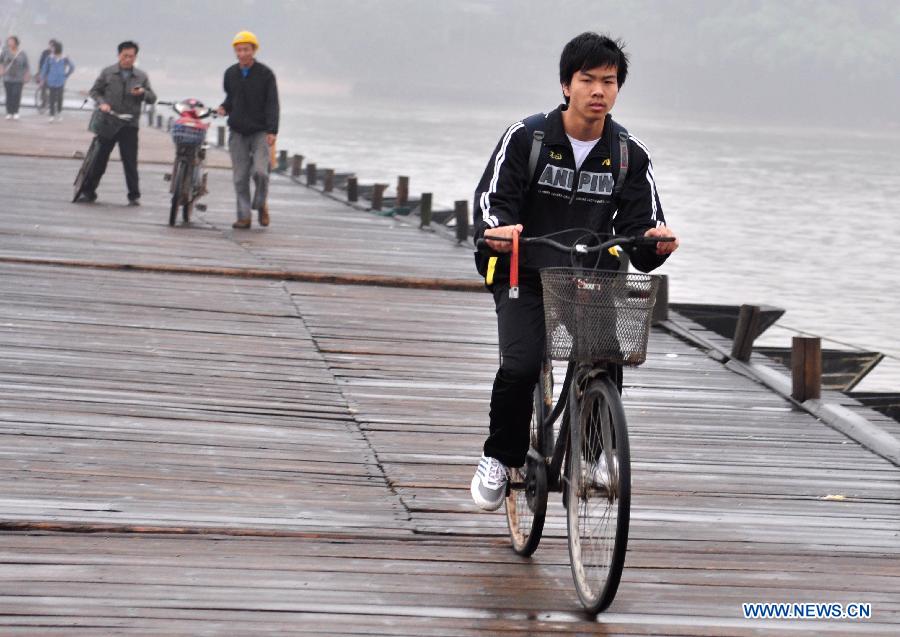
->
[3, 81, 23, 114]
[48, 86, 64, 116]
[484, 281, 546, 468]
[82, 125, 140, 201]
[483, 280, 624, 468]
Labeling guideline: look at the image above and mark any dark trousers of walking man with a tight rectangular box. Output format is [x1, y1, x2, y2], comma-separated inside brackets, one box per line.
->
[3, 81, 24, 114]
[81, 126, 140, 201]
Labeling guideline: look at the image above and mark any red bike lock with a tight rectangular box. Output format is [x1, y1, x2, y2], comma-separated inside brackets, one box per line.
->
[509, 228, 520, 299]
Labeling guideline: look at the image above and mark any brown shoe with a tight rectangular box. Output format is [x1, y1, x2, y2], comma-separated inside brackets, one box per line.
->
[232, 218, 251, 229]
[258, 205, 270, 227]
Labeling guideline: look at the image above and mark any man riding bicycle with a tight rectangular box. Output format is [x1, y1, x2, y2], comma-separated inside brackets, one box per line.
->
[470, 32, 679, 510]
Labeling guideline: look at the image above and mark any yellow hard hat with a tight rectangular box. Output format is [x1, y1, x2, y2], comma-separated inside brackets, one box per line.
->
[232, 31, 259, 49]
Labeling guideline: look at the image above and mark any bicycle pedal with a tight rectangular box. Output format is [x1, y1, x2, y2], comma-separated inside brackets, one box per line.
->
[195, 203, 207, 212]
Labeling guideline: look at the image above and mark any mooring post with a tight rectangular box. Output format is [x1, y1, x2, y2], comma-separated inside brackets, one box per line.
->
[146, 104, 154, 127]
[166, 117, 173, 132]
[397, 176, 409, 208]
[217, 126, 226, 148]
[454, 200, 469, 243]
[419, 193, 433, 228]
[306, 162, 317, 186]
[156, 114, 162, 129]
[277, 150, 288, 172]
[651, 275, 669, 324]
[792, 337, 822, 401]
[324, 169, 335, 193]
[347, 176, 359, 202]
[291, 154, 303, 177]
[731, 304, 761, 362]
[372, 184, 387, 211]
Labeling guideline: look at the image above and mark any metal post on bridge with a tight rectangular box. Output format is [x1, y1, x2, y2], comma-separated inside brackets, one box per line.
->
[216, 126, 225, 148]
[397, 176, 409, 208]
[419, 193, 433, 228]
[454, 200, 469, 243]
[291, 154, 303, 178]
[792, 337, 822, 402]
[651, 275, 669, 324]
[731, 304, 761, 362]
[347, 176, 358, 202]
[371, 184, 387, 211]
[324, 169, 335, 193]
[306, 163, 317, 186]
[277, 150, 288, 172]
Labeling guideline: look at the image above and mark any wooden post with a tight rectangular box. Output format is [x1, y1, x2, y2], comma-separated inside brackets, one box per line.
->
[397, 176, 409, 207]
[372, 184, 387, 211]
[146, 105, 154, 127]
[454, 200, 469, 243]
[166, 117, 173, 132]
[651, 275, 669, 324]
[324, 169, 335, 192]
[792, 336, 822, 401]
[731, 304, 761, 362]
[419, 193, 433, 228]
[156, 114, 162, 129]
[306, 162, 317, 186]
[347, 176, 358, 202]
[291, 154, 303, 177]
[217, 126, 226, 148]
[277, 150, 288, 172]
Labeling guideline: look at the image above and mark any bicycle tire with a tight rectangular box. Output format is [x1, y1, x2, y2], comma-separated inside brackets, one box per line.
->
[169, 160, 187, 226]
[505, 362, 552, 556]
[35, 86, 48, 114]
[72, 137, 99, 202]
[566, 374, 631, 614]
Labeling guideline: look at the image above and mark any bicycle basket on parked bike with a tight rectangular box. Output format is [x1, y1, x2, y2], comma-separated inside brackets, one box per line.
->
[171, 121, 207, 145]
[89, 109, 128, 140]
[540, 269, 660, 365]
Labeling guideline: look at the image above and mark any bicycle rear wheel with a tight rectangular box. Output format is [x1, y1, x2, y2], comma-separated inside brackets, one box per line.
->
[72, 137, 100, 202]
[566, 374, 630, 614]
[505, 362, 552, 556]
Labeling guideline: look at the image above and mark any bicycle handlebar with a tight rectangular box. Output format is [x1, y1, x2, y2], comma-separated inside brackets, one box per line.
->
[476, 231, 674, 299]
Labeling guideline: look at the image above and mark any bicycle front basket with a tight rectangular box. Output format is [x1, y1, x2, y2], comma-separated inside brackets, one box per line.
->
[171, 122, 207, 146]
[540, 268, 660, 365]
[88, 109, 128, 140]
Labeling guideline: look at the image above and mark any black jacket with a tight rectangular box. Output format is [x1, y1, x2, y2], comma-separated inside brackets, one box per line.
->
[474, 105, 668, 282]
[89, 64, 156, 126]
[221, 61, 279, 135]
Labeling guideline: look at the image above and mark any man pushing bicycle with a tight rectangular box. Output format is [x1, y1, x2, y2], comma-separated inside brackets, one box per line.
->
[470, 32, 679, 511]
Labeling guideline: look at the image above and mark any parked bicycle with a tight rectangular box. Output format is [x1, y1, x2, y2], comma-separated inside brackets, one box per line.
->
[477, 230, 672, 614]
[72, 104, 133, 202]
[159, 99, 216, 226]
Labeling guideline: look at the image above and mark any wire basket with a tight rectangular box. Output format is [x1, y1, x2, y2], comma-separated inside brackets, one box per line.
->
[171, 122, 206, 146]
[88, 109, 128, 140]
[540, 268, 661, 365]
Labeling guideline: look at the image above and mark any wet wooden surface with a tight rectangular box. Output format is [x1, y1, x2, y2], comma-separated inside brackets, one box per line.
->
[0, 112, 898, 635]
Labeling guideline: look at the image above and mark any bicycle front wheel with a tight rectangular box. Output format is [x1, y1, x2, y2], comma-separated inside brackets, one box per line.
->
[505, 362, 552, 556]
[566, 374, 630, 614]
[170, 160, 188, 226]
[72, 137, 99, 202]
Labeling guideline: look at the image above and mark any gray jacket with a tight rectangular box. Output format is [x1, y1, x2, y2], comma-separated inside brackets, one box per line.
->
[0, 49, 30, 83]
[89, 64, 156, 126]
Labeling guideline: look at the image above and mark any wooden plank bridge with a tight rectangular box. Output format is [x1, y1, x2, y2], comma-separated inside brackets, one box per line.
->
[0, 112, 897, 635]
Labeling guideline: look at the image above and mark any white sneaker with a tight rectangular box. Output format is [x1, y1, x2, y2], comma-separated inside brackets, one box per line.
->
[48, 116, 55, 122]
[592, 453, 618, 491]
[12, 113, 19, 120]
[470, 454, 509, 511]
[4, 114, 10, 120]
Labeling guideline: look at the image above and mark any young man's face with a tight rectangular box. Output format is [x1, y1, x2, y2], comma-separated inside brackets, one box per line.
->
[234, 43, 255, 66]
[118, 48, 137, 69]
[7, 38, 16, 50]
[562, 65, 619, 123]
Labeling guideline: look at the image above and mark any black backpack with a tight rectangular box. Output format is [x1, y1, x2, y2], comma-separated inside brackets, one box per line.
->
[522, 112, 629, 198]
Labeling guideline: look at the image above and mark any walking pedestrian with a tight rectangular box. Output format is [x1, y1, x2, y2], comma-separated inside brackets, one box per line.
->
[40, 41, 74, 121]
[1, 36, 31, 120]
[217, 30, 280, 229]
[77, 40, 156, 205]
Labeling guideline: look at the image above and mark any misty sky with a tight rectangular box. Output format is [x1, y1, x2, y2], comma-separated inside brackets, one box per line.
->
[2, 0, 898, 127]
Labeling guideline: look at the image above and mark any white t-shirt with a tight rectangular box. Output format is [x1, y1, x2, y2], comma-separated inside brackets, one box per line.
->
[567, 134, 601, 170]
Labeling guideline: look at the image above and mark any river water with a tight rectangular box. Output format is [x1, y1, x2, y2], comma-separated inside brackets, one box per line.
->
[278, 98, 899, 392]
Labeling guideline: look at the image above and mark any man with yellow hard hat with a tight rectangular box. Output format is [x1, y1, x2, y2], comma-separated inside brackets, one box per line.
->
[217, 30, 279, 229]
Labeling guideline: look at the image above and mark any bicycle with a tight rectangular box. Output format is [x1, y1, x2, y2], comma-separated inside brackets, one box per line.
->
[72, 106, 134, 202]
[34, 82, 48, 114]
[477, 229, 672, 614]
[158, 99, 216, 226]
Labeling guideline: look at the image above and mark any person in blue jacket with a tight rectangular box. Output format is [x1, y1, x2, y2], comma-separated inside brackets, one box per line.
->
[40, 41, 74, 122]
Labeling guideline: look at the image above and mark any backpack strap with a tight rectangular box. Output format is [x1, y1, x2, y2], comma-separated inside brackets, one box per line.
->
[522, 112, 546, 183]
[609, 118, 629, 198]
